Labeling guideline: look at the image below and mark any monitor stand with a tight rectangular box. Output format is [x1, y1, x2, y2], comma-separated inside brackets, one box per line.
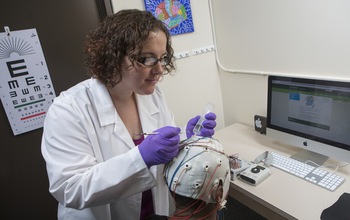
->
[290, 149, 329, 166]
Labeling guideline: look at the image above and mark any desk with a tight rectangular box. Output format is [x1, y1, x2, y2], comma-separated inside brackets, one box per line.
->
[215, 123, 350, 220]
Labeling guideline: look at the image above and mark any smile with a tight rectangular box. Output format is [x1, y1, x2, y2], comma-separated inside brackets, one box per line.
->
[146, 78, 159, 82]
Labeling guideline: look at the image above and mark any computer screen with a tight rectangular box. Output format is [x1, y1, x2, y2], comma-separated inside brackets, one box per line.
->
[266, 75, 350, 164]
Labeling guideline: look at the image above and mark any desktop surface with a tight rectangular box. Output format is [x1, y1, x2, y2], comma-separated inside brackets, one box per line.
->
[215, 123, 350, 220]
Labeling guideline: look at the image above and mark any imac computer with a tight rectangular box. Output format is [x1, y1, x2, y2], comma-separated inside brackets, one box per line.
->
[266, 75, 350, 165]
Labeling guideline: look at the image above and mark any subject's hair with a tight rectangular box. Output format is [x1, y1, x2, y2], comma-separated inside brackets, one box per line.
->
[84, 9, 175, 87]
[170, 193, 220, 219]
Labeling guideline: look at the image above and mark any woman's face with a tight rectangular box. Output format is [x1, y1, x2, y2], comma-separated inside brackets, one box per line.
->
[121, 30, 168, 95]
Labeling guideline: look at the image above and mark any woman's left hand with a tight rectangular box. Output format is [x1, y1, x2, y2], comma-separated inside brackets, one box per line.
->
[185, 112, 217, 138]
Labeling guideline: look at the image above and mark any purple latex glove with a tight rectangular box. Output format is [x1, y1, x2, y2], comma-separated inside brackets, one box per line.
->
[138, 126, 181, 167]
[186, 112, 217, 138]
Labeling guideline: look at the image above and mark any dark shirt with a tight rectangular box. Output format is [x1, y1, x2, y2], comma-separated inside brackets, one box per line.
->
[133, 136, 155, 220]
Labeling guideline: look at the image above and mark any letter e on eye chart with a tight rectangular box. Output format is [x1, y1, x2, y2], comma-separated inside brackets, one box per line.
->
[0, 27, 56, 135]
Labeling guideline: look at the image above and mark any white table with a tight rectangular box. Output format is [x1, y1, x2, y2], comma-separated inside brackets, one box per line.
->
[215, 123, 350, 220]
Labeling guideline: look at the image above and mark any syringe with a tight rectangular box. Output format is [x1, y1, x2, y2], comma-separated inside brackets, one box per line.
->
[193, 102, 215, 136]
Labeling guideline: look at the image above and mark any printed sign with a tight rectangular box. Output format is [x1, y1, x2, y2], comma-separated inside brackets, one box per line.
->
[0, 27, 56, 135]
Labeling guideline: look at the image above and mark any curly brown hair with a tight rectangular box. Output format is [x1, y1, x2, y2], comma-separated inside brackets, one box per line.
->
[84, 9, 176, 88]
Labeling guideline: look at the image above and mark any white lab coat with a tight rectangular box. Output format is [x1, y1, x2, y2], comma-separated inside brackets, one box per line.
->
[41, 78, 176, 220]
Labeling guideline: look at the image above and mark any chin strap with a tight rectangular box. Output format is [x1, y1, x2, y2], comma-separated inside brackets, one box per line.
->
[219, 199, 227, 210]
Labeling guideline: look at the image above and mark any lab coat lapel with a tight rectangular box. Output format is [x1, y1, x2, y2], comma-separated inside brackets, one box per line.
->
[114, 94, 160, 149]
[109, 95, 155, 150]
[136, 95, 159, 135]
[89, 79, 135, 150]
[113, 115, 136, 150]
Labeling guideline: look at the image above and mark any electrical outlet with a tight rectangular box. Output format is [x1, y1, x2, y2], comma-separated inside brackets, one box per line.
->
[174, 51, 190, 59]
[192, 45, 215, 56]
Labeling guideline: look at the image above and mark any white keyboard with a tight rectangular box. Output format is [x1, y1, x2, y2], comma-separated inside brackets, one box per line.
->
[270, 151, 345, 192]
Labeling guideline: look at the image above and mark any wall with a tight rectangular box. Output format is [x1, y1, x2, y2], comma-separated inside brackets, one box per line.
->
[211, 0, 350, 127]
[112, 0, 225, 130]
[212, 0, 350, 79]
[0, 1, 102, 219]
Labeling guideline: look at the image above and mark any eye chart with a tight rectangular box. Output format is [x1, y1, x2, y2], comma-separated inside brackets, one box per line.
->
[0, 27, 56, 135]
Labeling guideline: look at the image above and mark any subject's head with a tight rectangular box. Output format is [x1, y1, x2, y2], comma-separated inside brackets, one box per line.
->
[84, 9, 175, 88]
[164, 137, 231, 219]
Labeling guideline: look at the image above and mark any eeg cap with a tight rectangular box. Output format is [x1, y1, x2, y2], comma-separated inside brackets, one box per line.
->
[164, 136, 230, 206]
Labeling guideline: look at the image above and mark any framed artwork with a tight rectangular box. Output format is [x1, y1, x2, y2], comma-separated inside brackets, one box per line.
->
[144, 0, 194, 36]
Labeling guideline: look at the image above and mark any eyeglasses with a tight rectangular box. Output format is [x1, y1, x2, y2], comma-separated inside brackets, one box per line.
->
[135, 55, 172, 67]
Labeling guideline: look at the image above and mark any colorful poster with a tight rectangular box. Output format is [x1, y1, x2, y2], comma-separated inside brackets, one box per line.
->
[144, 0, 195, 36]
[0, 27, 56, 135]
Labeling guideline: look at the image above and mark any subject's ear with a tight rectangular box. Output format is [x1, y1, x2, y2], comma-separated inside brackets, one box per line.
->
[213, 179, 224, 203]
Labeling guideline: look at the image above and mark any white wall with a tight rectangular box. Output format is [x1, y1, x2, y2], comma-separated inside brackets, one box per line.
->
[212, 0, 350, 79]
[211, 0, 350, 128]
[111, 0, 225, 129]
[111, 0, 350, 130]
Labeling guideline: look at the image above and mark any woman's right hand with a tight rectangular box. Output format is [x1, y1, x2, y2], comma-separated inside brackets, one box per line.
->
[138, 126, 181, 167]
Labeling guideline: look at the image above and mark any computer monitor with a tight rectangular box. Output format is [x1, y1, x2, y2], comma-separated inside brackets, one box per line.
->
[266, 75, 350, 165]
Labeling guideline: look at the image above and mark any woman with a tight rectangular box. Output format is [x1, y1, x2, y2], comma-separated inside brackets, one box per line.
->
[41, 9, 216, 220]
